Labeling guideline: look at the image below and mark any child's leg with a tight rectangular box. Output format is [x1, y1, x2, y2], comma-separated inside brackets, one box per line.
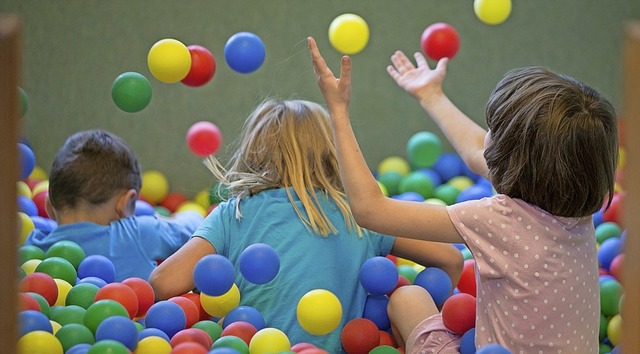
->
[387, 285, 439, 348]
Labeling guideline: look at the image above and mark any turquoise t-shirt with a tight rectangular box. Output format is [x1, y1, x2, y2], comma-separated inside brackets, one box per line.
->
[25, 211, 203, 281]
[194, 187, 395, 353]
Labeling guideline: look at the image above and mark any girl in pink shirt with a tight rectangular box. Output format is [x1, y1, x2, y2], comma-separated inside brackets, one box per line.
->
[308, 36, 617, 353]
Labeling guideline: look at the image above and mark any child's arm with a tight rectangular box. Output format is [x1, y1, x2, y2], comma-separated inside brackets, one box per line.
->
[387, 51, 489, 178]
[308, 37, 462, 244]
[148, 236, 215, 300]
[390, 238, 463, 287]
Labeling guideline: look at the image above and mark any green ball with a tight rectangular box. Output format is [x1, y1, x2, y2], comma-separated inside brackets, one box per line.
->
[407, 131, 441, 168]
[18, 86, 28, 117]
[111, 72, 152, 113]
[27, 292, 51, 318]
[134, 321, 144, 332]
[595, 222, 622, 244]
[599, 313, 608, 341]
[51, 305, 87, 326]
[88, 340, 130, 354]
[399, 171, 435, 199]
[18, 245, 46, 264]
[55, 323, 95, 353]
[84, 300, 129, 334]
[377, 171, 404, 197]
[46, 240, 86, 269]
[433, 184, 460, 205]
[154, 205, 172, 217]
[35, 256, 77, 285]
[461, 247, 473, 260]
[212, 335, 250, 354]
[370, 345, 400, 354]
[600, 279, 623, 317]
[599, 343, 613, 354]
[66, 283, 100, 309]
[397, 265, 418, 284]
[193, 320, 223, 343]
[18, 266, 27, 281]
[209, 182, 230, 205]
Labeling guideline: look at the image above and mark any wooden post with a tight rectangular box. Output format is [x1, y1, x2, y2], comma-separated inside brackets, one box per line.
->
[622, 21, 640, 354]
[0, 14, 21, 354]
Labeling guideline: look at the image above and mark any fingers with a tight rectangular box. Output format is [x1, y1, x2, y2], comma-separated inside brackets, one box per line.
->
[308, 36, 330, 76]
[339, 56, 352, 87]
[435, 57, 449, 72]
[414, 52, 428, 68]
[390, 50, 416, 74]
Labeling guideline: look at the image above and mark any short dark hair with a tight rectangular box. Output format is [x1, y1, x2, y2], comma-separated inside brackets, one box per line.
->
[48, 129, 141, 211]
[484, 67, 618, 217]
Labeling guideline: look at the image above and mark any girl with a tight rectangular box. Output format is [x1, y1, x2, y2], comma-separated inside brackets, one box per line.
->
[149, 99, 463, 352]
[308, 36, 617, 353]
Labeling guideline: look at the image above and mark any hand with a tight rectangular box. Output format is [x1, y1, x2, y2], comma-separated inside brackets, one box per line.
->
[308, 36, 352, 115]
[387, 51, 448, 104]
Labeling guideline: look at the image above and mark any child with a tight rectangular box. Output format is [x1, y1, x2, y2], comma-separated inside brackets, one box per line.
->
[149, 99, 463, 352]
[25, 129, 203, 281]
[308, 36, 617, 353]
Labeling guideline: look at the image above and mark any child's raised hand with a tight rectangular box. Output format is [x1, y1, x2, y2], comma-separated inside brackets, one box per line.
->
[387, 51, 448, 104]
[308, 36, 352, 116]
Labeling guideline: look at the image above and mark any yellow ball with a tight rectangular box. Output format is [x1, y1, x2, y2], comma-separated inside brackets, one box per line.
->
[140, 170, 170, 204]
[618, 146, 626, 170]
[18, 330, 63, 354]
[474, 0, 512, 25]
[249, 327, 291, 354]
[54, 278, 73, 306]
[425, 198, 447, 206]
[378, 156, 410, 176]
[50, 320, 62, 335]
[194, 189, 211, 209]
[200, 284, 240, 318]
[377, 181, 389, 197]
[607, 314, 622, 346]
[29, 165, 48, 182]
[135, 336, 173, 354]
[395, 257, 417, 267]
[17, 181, 32, 198]
[147, 38, 192, 83]
[32, 180, 49, 196]
[328, 13, 370, 55]
[176, 202, 207, 217]
[21, 259, 42, 275]
[296, 289, 342, 335]
[18, 212, 35, 245]
[448, 176, 474, 191]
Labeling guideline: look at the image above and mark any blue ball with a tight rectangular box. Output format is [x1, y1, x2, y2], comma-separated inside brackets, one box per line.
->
[193, 254, 235, 296]
[224, 32, 266, 74]
[416, 168, 442, 187]
[138, 327, 170, 342]
[77, 276, 107, 288]
[598, 237, 622, 271]
[592, 209, 604, 227]
[224, 306, 265, 330]
[210, 349, 243, 354]
[135, 200, 155, 216]
[456, 184, 494, 203]
[476, 344, 511, 354]
[363, 295, 390, 330]
[19, 310, 53, 336]
[459, 327, 476, 354]
[359, 256, 398, 296]
[145, 300, 186, 338]
[66, 343, 92, 354]
[18, 143, 36, 180]
[413, 267, 452, 307]
[95, 316, 138, 350]
[432, 153, 464, 183]
[18, 196, 38, 216]
[460, 162, 481, 182]
[77, 255, 116, 283]
[238, 243, 280, 284]
[392, 191, 425, 202]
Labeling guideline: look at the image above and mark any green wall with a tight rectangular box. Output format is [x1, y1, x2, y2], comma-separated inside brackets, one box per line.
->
[3, 1, 639, 197]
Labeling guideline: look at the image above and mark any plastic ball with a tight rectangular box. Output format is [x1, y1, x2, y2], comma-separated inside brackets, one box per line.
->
[95, 283, 139, 319]
[182, 293, 211, 321]
[78, 255, 116, 284]
[362, 295, 390, 330]
[65, 283, 100, 310]
[459, 327, 476, 354]
[212, 335, 249, 354]
[474, 0, 512, 25]
[135, 335, 172, 354]
[595, 222, 622, 244]
[46, 240, 86, 269]
[181, 44, 216, 87]
[17, 180, 32, 198]
[21, 259, 42, 275]
[28, 165, 48, 181]
[433, 184, 460, 206]
[407, 131, 441, 168]
[77, 277, 107, 289]
[421, 23, 460, 61]
[20, 272, 59, 306]
[457, 259, 477, 296]
[18, 143, 36, 181]
[221, 321, 257, 346]
[600, 279, 624, 316]
[609, 254, 624, 282]
[172, 342, 209, 354]
[476, 344, 511, 354]
[598, 237, 623, 271]
[192, 320, 223, 343]
[602, 193, 623, 226]
[50, 305, 86, 326]
[296, 289, 342, 335]
[359, 256, 398, 296]
[95, 316, 138, 351]
[159, 192, 189, 213]
[18, 195, 38, 216]
[456, 184, 494, 203]
[377, 156, 410, 176]
[328, 13, 370, 55]
[31, 190, 49, 218]
[442, 293, 476, 334]
[200, 284, 239, 319]
[238, 243, 280, 284]
[84, 299, 129, 334]
[55, 323, 95, 352]
[340, 318, 379, 354]
[19, 292, 41, 312]
[369, 346, 399, 354]
[111, 72, 152, 113]
[18, 330, 63, 354]
[186, 121, 223, 157]
[193, 254, 235, 296]
[399, 172, 435, 199]
[20, 310, 53, 336]
[168, 296, 200, 329]
[87, 340, 129, 354]
[223, 306, 265, 331]
[448, 176, 475, 192]
[145, 300, 186, 338]
[413, 267, 453, 308]
[432, 153, 464, 182]
[249, 327, 290, 354]
[18, 211, 35, 244]
[140, 170, 170, 205]
[36, 257, 77, 286]
[147, 38, 192, 83]
[135, 200, 155, 216]
[607, 313, 622, 346]
[122, 277, 155, 317]
[224, 32, 266, 74]
[194, 189, 211, 209]
[377, 172, 404, 197]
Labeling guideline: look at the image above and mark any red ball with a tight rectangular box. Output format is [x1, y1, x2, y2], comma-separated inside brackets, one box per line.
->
[456, 259, 477, 297]
[341, 318, 380, 354]
[378, 330, 397, 347]
[32, 191, 49, 218]
[95, 282, 139, 319]
[291, 343, 318, 352]
[420, 22, 460, 61]
[171, 342, 208, 354]
[387, 275, 411, 297]
[160, 192, 190, 213]
[186, 121, 222, 157]
[609, 254, 624, 283]
[220, 320, 257, 346]
[169, 296, 201, 329]
[441, 293, 476, 334]
[19, 292, 41, 312]
[181, 292, 210, 321]
[181, 45, 216, 87]
[122, 277, 155, 318]
[170, 328, 212, 349]
[602, 193, 623, 226]
[298, 349, 330, 354]
[19, 272, 58, 306]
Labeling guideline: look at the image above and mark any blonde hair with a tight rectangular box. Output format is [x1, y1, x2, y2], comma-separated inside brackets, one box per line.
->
[205, 99, 361, 237]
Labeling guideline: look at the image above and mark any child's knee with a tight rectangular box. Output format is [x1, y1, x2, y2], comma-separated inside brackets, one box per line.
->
[388, 285, 426, 311]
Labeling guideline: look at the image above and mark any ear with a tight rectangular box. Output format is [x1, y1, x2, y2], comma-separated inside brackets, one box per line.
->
[44, 194, 57, 221]
[116, 189, 138, 218]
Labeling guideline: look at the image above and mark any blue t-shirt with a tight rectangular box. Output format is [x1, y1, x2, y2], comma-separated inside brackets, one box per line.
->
[25, 211, 203, 281]
[194, 188, 395, 353]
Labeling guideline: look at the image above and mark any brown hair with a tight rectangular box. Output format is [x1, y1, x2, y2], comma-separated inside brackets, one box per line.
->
[484, 67, 618, 217]
[48, 129, 141, 210]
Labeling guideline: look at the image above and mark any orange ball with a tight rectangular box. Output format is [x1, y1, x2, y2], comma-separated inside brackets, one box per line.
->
[94, 283, 139, 319]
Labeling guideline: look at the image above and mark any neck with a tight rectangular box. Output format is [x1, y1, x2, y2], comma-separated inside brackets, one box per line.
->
[54, 200, 123, 226]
